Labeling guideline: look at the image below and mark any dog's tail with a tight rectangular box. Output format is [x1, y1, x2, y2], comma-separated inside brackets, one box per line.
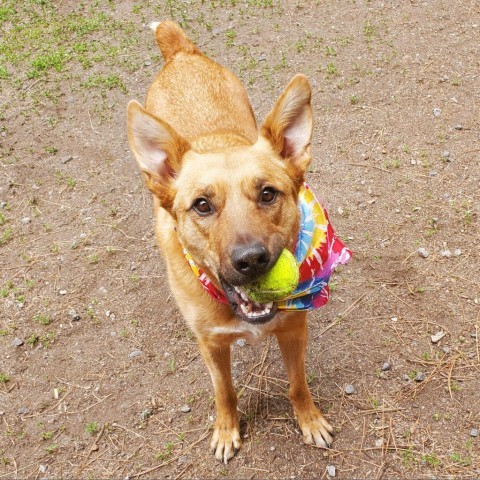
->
[149, 20, 202, 62]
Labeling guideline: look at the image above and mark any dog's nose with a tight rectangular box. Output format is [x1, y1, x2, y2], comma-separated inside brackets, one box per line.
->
[231, 243, 271, 279]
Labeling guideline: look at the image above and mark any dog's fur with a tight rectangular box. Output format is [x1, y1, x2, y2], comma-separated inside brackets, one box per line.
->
[127, 21, 333, 463]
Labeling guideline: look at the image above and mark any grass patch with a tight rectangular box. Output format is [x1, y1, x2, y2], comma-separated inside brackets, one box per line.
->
[0, 227, 13, 246]
[85, 422, 99, 435]
[82, 74, 127, 94]
[34, 314, 51, 325]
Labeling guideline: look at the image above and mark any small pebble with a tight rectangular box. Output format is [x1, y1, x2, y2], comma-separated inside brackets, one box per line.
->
[129, 350, 142, 358]
[345, 384, 355, 395]
[415, 372, 425, 382]
[39, 465, 47, 474]
[12, 338, 24, 347]
[144, 60, 152, 66]
[431, 331, 446, 343]
[140, 409, 152, 421]
[440, 249, 452, 258]
[375, 438, 384, 448]
[433, 108, 442, 117]
[381, 362, 391, 371]
[69, 309, 80, 321]
[180, 405, 191, 413]
[470, 428, 479, 437]
[327, 465, 336, 477]
[269, 446, 276, 451]
[21, 217, 31, 224]
[417, 247, 429, 258]
[61, 155, 73, 164]
[236, 339, 246, 347]
[59, 289, 67, 295]
[454, 248, 462, 256]
[429, 170, 438, 177]
[177, 455, 188, 464]
[441, 150, 450, 158]
[454, 124, 463, 130]
[17, 407, 29, 415]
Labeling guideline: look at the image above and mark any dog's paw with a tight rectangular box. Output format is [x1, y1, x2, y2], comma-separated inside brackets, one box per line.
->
[210, 423, 242, 464]
[297, 408, 334, 448]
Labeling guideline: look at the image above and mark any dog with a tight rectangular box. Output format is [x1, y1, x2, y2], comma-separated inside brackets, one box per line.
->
[127, 21, 342, 463]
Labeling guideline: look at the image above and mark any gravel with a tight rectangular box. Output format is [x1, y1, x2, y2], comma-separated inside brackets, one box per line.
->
[381, 362, 391, 371]
[326, 465, 336, 477]
[417, 247, 429, 258]
[431, 331, 446, 343]
[129, 350, 142, 358]
[180, 405, 191, 413]
[12, 338, 24, 347]
[140, 409, 152, 421]
[415, 372, 425, 382]
[69, 309, 81, 321]
[470, 428, 479, 437]
[345, 384, 355, 395]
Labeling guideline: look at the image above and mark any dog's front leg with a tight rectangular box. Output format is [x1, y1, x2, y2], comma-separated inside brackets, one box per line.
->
[198, 339, 241, 463]
[275, 313, 334, 448]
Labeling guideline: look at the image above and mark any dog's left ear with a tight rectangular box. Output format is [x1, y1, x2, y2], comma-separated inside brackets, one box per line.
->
[260, 75, 313, 181]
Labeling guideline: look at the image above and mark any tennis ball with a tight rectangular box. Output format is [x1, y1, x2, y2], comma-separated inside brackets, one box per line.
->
[243, 249, 299, 303]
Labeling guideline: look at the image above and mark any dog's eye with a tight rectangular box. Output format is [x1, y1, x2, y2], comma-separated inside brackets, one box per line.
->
[260, 187, 277, 204]
[192, 198, 213, 216]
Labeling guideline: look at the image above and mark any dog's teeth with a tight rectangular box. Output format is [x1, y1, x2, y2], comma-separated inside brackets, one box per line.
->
[266, 302, 273, 309]
[234, 286, 249, 302]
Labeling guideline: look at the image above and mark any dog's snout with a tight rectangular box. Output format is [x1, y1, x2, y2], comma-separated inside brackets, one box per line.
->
[231, 243, 271, 279]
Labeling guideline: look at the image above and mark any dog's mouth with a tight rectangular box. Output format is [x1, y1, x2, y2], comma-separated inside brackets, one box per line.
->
[221, 280, 278, 324]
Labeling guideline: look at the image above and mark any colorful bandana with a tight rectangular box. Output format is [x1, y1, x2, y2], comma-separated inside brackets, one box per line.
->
[184, 184, 352, 311]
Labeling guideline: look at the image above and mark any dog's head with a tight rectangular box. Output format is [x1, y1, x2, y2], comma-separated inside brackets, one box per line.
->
[128, 75, 313, 323]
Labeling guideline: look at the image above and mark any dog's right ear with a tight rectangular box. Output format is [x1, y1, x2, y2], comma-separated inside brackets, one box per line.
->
[127, 100, 190, 210]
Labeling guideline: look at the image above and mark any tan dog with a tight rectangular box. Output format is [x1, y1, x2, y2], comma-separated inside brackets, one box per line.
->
[127, 21, 333, 463]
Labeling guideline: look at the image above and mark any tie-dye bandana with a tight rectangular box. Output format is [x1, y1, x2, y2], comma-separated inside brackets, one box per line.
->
[184, 184, 352, 311]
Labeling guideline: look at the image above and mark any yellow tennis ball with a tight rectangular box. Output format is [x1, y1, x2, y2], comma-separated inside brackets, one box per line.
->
[244, 249, 299, 302]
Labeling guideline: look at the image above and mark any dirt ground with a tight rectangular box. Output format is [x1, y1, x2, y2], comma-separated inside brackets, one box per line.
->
[1, 1, 479, 478]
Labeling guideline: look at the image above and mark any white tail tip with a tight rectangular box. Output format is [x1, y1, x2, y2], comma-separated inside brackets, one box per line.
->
[148, 21, 161, 32]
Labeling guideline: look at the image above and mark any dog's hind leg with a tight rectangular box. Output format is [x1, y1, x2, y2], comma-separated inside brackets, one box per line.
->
[198, 339, 241, 463]
[275, 313, 334, 448]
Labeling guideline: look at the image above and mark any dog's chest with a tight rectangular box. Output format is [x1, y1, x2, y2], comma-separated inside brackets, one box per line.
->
[209, 315, 285, 345]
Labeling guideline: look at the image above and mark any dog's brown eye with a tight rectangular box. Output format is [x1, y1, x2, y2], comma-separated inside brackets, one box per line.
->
[193, 198, 213, 215]
[260, 187, 277, 204]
